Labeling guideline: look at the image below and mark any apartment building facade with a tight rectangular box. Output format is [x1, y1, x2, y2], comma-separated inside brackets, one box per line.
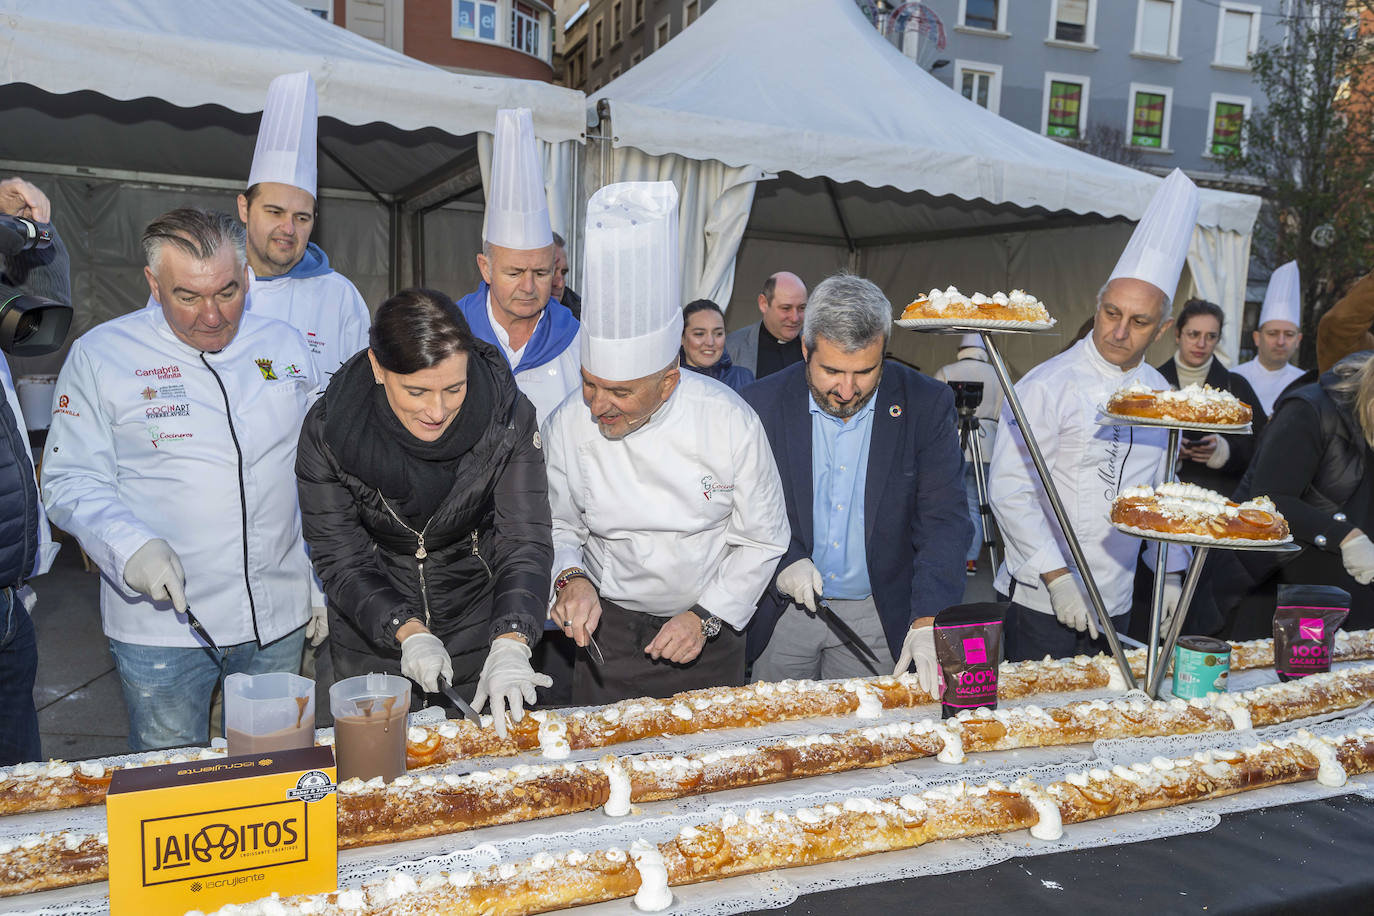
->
[556, 0, 714, 90]
[292, 0, 557, 81]
[887, 0, 1285, 178]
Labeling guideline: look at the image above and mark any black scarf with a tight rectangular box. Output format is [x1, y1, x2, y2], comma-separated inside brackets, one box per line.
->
[326, 351, 495, 526]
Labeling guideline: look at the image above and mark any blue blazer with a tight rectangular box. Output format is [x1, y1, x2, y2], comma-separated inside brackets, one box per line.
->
[740, 361, 971, 664]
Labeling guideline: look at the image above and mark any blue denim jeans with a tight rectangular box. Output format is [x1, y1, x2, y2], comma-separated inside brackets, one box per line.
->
[109, 625, 306, 752]
[0, 586, 41, 765]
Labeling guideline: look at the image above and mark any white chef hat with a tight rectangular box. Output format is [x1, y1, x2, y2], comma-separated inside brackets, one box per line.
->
[1258, 260, 1301, 328]
[1108, 169, 1199, 304]
[958, 333, 984, 350]
[247, 72, 318, 199]
[484, 108, 554, 251]
[581, 181, 682, 382]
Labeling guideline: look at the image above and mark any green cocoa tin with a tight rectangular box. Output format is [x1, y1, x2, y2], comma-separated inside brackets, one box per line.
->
[1172, 635, 1231, 699]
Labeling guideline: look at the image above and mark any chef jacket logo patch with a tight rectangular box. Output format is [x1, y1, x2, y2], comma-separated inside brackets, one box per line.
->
[701, 475, 735, 501]
[256, 358, 278, 381]
[53, 395, 79, 418]
[135, 365, 182, 380]
[141, 387, 158, 400]
[147, 424, 194, 448]
[145, 403, 191, 419]
[304, 332, 324, 355]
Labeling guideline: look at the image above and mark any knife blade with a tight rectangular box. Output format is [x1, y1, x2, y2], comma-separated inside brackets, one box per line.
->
[183, 606, 219, 652]
[438, 675, 482, 724]
[584, 632, 605, 665]
[813, 599, 882, 673]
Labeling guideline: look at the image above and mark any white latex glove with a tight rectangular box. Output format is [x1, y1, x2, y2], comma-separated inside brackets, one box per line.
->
[1162, 573, 1185, 628]
[123, 539, 188, 613]
[306, 606, 329, 647]
[400, 631, 452, 694]
[1046, 574, 1098, 639]
[893, 624, 939, 694]
[1341, 533, 1374, 585]
[472, 638, 554, 739]
[776, 558, 823, 612]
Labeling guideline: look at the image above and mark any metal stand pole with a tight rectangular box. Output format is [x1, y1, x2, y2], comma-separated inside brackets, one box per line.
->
[1144, 427, 1182, 696]
[1148, 544, 1210, 698]
[978, 332, 1138, 690]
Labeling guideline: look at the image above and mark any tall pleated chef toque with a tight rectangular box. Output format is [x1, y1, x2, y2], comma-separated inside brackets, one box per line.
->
[484, 108, 553, 251]
[958, 333, 984, 350]
[247, 72, 318, 199]
[1108, 168, 1199, 303]
[581, 181, 682, 382]
[1258, 260, 1301, 328]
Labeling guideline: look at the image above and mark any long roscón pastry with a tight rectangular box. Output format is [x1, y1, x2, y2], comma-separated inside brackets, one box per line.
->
[8, 630, 1374, 820]
[8, 665, 1374, 898]
[193, 727, 1374, 916]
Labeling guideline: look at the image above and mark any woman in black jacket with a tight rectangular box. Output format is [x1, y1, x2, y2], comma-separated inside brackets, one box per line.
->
[296, 289, 553, 735]
[1220, 351, 1374, 634]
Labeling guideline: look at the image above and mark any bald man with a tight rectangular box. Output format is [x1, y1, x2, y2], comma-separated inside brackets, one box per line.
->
[726, 271, 807, 378]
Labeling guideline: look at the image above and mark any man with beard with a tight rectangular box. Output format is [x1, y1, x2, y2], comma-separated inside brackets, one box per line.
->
[544, 181, 788, 704]
[741, 274, 968, 686]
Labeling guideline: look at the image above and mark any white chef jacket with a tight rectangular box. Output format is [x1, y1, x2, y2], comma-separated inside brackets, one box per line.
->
[248, 269, 371, 381]
[1232, 358, 1306, 416]
[0, 358, 57, 579]
[990, 337, 1189, 617]
[41, 308, 321, 648]
[543, 372, 790, 630]
[486, 294, 583, 425]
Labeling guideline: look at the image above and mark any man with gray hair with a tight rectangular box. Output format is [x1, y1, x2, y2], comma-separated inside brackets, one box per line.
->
[42, 207, 321, 750]
[741, 273, 969, 686]
[989, 169, 1197, 660]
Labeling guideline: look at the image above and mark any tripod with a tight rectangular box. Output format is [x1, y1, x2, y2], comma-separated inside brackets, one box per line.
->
[957, 404, 1000, 573]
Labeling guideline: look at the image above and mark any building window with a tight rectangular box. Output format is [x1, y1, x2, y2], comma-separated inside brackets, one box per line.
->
[1128, 84, 1172, 149]
[1207, 94, 1250, 156]
[610, 65, 622, 81]
[1043, 74, 1089, 140]
[633, 0, 645, 27]
[612, 1, 623, 44]
[292, 0, 332, 21]
[961, 0, 1001, 31]
[1135, 0, 1180, 57]
[655, 16, 671, 49]
[684, 0, 700, 26]
[954, 60, 1002, 115]
[454, 0, 499, 42]
[592, 16, 604, 60]
[511, 1, 541, 56]
[1051, 0, 1091, 43]
[1214, 3, 1260, 68]
[630, 49, 644, 67]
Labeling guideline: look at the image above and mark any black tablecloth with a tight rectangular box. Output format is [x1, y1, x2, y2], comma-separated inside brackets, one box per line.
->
[750, 796, 1374, 916]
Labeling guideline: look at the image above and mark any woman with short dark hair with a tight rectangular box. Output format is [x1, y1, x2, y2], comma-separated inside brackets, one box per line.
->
[680, 299, 754, 392]
[296, 288, 553, 736]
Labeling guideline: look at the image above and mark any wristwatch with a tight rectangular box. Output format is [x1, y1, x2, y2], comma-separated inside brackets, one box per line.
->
[689, 605, 723, 639]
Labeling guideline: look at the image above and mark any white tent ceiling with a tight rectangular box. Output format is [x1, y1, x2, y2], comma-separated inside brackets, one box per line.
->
[590, 0, 1263, 370]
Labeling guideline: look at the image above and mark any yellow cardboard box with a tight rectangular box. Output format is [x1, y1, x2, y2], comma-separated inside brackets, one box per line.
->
[107, 745, 337, 915]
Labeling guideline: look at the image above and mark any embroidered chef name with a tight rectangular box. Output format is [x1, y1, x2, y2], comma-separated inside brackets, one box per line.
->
[701, 475, 735, 501]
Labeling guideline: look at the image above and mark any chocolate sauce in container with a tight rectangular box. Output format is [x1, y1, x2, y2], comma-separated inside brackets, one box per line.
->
[224, 672, 315, 757]
[329, 673, 411, 783]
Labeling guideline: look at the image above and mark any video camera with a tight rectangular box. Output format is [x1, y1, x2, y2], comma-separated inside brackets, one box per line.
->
[0, 213, 72, 356]
[946, 379, 984, 412]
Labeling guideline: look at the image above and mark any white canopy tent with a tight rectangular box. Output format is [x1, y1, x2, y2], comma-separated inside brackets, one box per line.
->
[0, 0, 585, 369]
[588, 0, 1262, 373]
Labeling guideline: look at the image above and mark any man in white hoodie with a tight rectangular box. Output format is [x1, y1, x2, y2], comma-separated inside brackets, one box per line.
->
[990, 171, 1195, 660]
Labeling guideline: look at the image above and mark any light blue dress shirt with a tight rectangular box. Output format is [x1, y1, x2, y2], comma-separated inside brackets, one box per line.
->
[809, 392, 875, 599]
